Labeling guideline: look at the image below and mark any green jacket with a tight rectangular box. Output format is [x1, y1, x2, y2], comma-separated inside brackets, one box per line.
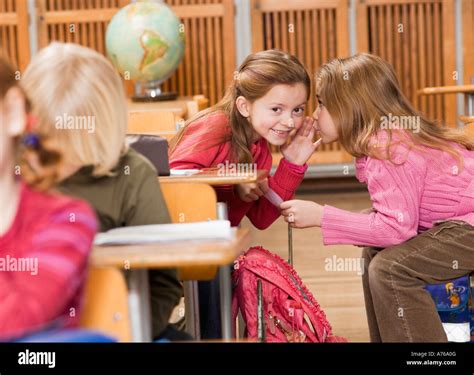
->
[59, 148, 181, 338]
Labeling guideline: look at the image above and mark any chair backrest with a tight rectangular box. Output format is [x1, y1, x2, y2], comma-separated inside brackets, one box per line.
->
[80, 266, 132, 342]
[160, 182, 217, 223]
[160, 182, 218, 280]
[128, 110, 180, 141]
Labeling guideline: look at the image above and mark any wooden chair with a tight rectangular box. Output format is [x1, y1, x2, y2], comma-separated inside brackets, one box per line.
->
[160, 182, 218, 280]
[418, 84, 474, 119]
[160, 181, 220, 339]
[80, 266, 132, 342]
[418, 85, 474, 139]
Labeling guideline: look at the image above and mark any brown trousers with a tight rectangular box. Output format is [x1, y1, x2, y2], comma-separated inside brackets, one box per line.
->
[361, 220, 474, 342]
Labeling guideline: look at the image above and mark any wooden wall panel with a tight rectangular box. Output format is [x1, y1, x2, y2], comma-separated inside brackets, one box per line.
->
[162, 0, 236, 105]
[35, 0, 235, 104]
[36, 0, 129, 53]
[0, 0, 30, 71]
[462, 0, 473, 86]
[357, 0, 458, 127]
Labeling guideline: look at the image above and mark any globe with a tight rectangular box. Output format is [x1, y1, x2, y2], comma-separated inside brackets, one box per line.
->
[105, 1, 185, 100]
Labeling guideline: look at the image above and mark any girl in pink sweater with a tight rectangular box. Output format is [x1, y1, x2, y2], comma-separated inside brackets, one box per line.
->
[281, 53, 474, 342]
[0, 56, 97, 340]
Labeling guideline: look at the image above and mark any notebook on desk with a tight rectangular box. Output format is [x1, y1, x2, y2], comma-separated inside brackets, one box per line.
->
[94, 220, 233, 246]
[169, 169, 201, 176]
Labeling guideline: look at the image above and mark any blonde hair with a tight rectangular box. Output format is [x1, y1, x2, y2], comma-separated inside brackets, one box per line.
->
[169, 49, 311, 164]
[0, 53, 61, 190]
[22, 42, 128, 176]
[316, 53, 474, 166]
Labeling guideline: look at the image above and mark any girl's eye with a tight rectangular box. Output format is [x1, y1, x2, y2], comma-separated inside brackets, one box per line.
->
[293, 107, 305, 115]
[272, 107, 281, 113]
[318, 99, 324, 107]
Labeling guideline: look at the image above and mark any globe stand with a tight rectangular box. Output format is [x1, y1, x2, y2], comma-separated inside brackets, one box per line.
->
[132, 80, 178, 102]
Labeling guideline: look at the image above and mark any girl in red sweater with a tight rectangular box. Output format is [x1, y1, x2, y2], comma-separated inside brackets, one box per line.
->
[170, 50, 320, 229]
[0, 56, 97, 340]
[169, 50, 319, 338]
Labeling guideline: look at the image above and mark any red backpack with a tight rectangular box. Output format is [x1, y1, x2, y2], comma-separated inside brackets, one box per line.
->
[232, 246, 346, 343]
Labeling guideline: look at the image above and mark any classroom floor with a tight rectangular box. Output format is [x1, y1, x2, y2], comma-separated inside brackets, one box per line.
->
[241, 182, 372, 342]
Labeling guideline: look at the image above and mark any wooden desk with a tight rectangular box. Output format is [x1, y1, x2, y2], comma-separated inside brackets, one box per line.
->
[92, 228, 251, 342]
[159, 169, 268, 185]
[92, 228, 250, 269]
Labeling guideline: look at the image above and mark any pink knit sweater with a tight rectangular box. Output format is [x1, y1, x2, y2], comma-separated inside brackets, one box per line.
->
[321, 134, 474, 247]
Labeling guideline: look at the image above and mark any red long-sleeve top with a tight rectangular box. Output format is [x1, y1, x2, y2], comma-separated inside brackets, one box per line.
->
[169, 112, 307, 229]
[0, 182, 98, 340]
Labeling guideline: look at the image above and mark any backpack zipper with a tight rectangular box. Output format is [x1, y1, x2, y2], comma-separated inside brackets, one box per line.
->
[268, 310, 306, 342]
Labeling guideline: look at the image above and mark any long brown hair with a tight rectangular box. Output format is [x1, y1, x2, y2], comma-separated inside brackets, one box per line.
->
[0, 54, 61, 190]
[169, 49, 311, 164]
[316, 53, 474, 166]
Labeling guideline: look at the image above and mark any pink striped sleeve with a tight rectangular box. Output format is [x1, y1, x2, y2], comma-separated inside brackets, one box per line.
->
[321, 155, 426, 248]
[0, 200, 97, 339]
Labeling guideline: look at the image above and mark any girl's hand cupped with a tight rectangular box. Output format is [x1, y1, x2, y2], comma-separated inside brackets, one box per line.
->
[280, 199, 324, 228]
[281, 116, 322, 166]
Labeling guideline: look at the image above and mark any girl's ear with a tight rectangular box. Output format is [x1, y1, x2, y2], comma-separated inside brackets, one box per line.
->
[235, 95, 251, 118]
[4, 87, 27, 136]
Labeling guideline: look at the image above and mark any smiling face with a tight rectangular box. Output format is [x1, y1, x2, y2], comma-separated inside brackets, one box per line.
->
[235, 83, 308, 146]
[312, 96, 339, 144]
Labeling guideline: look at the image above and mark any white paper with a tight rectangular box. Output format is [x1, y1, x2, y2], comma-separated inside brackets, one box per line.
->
[264, 188, 284, 208]
[169, 169, 201, 176]
[94, 220, 233, 245]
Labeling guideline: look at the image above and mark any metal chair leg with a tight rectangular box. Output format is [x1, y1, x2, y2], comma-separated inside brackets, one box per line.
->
[257, 279, 265, 342]
[288, 224, 293, 266]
